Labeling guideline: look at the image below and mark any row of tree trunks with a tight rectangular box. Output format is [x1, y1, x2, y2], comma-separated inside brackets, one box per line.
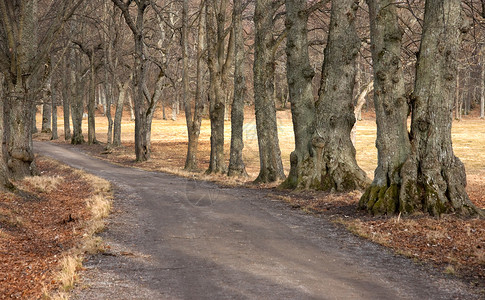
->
[253, 0, 285, 183]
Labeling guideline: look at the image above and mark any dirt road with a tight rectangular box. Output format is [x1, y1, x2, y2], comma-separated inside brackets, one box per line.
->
[34, 141, 480, 299]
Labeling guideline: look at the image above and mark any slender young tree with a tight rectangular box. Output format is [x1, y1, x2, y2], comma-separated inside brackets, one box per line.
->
[228, 0, 248, 177]
[62, 49, 71, 140]
[253, 0, 285, 183]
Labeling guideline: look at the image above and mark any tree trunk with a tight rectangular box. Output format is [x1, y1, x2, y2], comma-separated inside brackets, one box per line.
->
[41, 95, 52, 133]
[51, 82, 58, 140]
[286, 0, 368, 191]
[455, 71, 461, 120]
[133, 3, 149, 161]
[205, 0, 233, 174]
[228, 0, 248, 177]
[399, 0, 481, 216]
[41, 67, 52, 134]
[62, 53, 71, 140]
[70, 48, 85, 145]
[4, 82, 36, 179]
[87, 52, 97, 144]
[481, 49, 485, 119]
[184, 0, 205, 171]
[113, 79, 128, 147]
[359, 0, 410, 214]
[253, 0, 285, 183]
[0, 75, 13, 189]
[281, 0, 316, 188]
[351, 80, 373, 146]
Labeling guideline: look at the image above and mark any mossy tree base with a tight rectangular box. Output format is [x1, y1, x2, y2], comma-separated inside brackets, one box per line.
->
[360, 157, 483, 217]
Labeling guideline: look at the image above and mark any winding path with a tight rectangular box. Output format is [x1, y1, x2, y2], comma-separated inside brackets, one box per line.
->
[35, 141, 479, 300]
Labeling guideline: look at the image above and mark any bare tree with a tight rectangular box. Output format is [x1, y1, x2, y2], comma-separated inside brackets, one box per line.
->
[359, 0, 410, 214]
[227, 0, 248, 177]
[205, 0, 234, 174]
[253, 0, 286, 183]
[399, 0, 481, 216]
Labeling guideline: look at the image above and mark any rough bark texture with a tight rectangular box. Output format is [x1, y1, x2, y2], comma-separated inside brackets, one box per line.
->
[284, 0, 368, 191]
[205, 0, 232, 174]
[51, 81, 58, 140]
[113, 79, 128, 147]
[87, 52, 97, 144]
[228, 0, 248, 177]
[359, 0, 411, 214]
[41, 92, 52, 133]
[399, 0, 481, 216]
[253, 0, 285, 183]
[70, 48, 85, 145]
[113, 0, 150, 161]
[184, 0, 200, 171]
[0, 0, 38, 179]
[0, 77, 13, 189]
[62, 53, 71, 140]
[4, 82, 36, 179]
[281, 0, 317, 188]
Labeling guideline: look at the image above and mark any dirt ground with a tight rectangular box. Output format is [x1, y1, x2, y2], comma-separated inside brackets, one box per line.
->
[36, 106, 485, 290]
[0, 157, 96, 299]
[35, 141, 482, 299]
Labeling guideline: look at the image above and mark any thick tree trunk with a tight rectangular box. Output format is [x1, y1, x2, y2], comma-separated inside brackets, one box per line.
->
[228, 0, 247, 177]
[0, 75, 13, 189]
[399, 0, 481, 216]
[281, 0, 316, 188]
[4, 82, 36, 179]
[287, 0, 368, 191]
[359, 0, 410, 214]
[253, 0, 285, 183]
[62, 53, 71, 140]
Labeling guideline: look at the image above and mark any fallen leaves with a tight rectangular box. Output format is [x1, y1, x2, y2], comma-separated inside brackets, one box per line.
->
[0, 157, 93, 299]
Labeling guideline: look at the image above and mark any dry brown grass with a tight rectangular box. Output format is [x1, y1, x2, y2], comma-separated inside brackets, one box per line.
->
[43, 160, 112, 300]
[22, 175, 63, 193]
